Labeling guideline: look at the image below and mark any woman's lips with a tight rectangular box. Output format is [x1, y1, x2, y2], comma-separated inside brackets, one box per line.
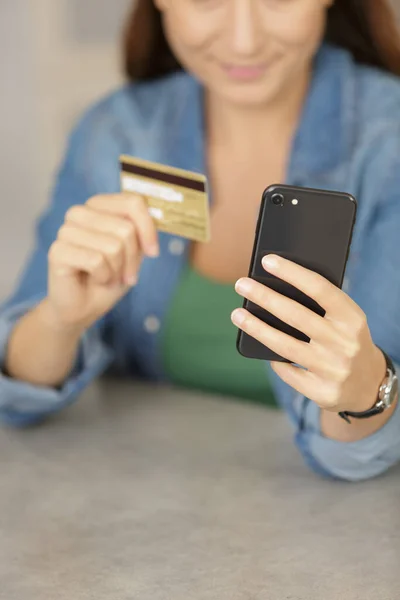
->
[220, 62, 269, 81]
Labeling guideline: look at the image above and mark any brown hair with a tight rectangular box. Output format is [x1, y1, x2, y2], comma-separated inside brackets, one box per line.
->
[123, 0, 400, 81]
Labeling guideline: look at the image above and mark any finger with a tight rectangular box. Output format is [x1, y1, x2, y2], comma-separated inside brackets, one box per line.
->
[49, 240, 113, 286]
[87, 194, 159, 257]
[231, 307, 317, 366]
[235, 277, 345, 347]
[58, 224, 125, 284]
[261, 254, 358, 320]
[270, 362, 328, 406]
[235, 277, 350, 348]
[232, 307, 346, 379]
[270, 361, 312, 398]
[65, 206, 140, 284]
[270, 362, 342, 411]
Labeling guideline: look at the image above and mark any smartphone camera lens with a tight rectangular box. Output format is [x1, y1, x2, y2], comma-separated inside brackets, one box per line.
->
[271, 193, 284, 206]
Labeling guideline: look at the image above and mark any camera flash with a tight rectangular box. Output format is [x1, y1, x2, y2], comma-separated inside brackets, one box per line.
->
[292, 199, 299, 205]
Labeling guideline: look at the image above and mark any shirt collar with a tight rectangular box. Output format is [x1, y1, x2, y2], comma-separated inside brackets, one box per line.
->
[166, 43, 355, 185]
[288, 43, 355, 183]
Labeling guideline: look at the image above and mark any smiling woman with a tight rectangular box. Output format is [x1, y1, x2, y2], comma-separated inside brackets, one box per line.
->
[1, 0, 400, 482]
[124, 0, 400, 79]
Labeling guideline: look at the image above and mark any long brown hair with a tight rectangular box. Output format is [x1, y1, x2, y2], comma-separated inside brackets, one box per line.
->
[123, 0, 400, 81]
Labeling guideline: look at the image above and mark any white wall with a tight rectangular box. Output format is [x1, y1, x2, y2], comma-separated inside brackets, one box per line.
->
[0, 0, 41, 296]
[31, 0, 131, 202]
[0, 0, 131, 297]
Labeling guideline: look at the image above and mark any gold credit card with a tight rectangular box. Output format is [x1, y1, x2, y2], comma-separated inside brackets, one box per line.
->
[120, 155, 210, 243]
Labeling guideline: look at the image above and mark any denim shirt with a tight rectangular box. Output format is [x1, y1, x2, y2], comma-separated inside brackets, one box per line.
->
[1, 44, 400, 481]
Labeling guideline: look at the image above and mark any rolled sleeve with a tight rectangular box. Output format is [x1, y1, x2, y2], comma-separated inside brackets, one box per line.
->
[289, 144, 400, 481]
[0, 107, 120, 426]
[0, 299, 114, 426]
[296, 370, 400, 481]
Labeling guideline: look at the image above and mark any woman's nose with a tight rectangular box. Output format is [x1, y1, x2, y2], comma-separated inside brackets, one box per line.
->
[229, 0, 260, 57]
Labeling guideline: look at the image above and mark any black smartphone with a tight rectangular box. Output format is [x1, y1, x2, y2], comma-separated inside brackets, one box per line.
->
[236, 184, 357, 362]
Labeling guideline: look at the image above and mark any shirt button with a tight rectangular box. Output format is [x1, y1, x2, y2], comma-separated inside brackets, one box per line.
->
[144, 316, 161, 334]
[168, 238, 185, 256]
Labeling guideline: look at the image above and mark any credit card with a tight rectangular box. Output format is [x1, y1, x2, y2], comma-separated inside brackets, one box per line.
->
[120, 155, 210, 243]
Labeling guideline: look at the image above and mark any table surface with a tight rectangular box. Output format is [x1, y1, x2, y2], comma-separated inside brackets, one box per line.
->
[0, 380, 399, 600]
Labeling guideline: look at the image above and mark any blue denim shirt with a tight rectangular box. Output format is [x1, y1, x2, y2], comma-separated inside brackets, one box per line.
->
[1, 45, 400, 481]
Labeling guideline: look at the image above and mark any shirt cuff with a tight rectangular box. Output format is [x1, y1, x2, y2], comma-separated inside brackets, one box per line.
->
[0, 298, 114, 426]
[296, 366, 400, 481]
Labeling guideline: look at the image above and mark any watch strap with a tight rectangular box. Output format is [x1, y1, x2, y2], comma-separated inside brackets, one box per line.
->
[338, 404, 386, 424]
[338, 348, 395, 423]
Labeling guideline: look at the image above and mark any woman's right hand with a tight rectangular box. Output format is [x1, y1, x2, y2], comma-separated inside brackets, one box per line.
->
[46, 194, 159, 332]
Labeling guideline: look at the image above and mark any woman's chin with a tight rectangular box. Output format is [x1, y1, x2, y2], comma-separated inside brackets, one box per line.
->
[213, 81, 282, 108]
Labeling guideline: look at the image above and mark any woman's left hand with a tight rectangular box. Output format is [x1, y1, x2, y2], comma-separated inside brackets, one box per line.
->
[232, 254, 386, 414]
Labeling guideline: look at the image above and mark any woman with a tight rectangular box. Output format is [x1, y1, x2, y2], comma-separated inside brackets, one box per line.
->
[1, 0, 400, 481]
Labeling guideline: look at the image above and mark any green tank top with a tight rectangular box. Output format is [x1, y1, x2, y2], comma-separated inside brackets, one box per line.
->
[162, 265, 276, 406]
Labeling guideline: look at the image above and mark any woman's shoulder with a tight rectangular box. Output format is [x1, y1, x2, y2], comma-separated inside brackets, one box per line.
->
[321, 44, 400, 133]
[323, 46, 400, 180]
[60, 71, 196, 189]
[70, 71, 194, 145]
[349, 55, 400, 134]
[352, 64, 400, 189]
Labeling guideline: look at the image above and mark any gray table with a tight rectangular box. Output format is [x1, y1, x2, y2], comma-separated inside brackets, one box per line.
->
[0, 380, 399, 600]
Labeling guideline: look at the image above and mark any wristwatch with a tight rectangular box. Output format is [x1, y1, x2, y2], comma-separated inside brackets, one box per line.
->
[339, 349, 398, 424]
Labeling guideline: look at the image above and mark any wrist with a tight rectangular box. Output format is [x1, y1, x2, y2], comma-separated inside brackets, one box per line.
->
[37, 299, 86, 340]
[347, 345, 387, 414]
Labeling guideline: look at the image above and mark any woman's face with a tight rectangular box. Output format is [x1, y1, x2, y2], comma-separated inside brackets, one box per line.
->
[155, 0, 333, 107]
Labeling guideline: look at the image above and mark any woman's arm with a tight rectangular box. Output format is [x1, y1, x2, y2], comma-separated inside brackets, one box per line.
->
[0, 110, 115, 426]
[5, 299, 84, 388]
[232, 144, 400, 480]
[320, 363, 397, 443]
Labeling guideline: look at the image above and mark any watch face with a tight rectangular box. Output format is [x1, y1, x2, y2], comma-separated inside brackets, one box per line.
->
[391, 375, 399, 406]
[385, 373, 398, 408]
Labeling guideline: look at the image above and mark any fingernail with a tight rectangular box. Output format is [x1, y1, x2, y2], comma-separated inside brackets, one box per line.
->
[146, 245, 159, 258]
[262, 254, 279, 271]
[235, 278, 251, 295]
[231, 309, 246, 326]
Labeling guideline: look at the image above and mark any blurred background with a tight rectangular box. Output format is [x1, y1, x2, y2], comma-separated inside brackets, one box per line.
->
[0, 0, 131, 298]
[1, 0, 400, 298]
